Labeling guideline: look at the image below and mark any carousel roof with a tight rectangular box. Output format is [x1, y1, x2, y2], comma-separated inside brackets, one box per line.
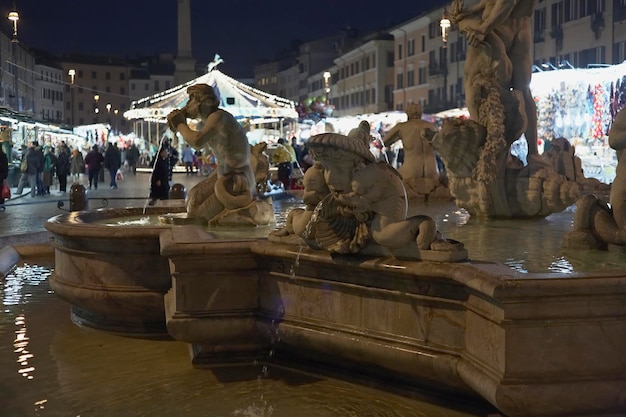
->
[124, 65, 298, 123]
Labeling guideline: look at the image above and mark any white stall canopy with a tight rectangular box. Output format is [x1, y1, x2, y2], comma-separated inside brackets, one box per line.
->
[125, 63, 298, 124]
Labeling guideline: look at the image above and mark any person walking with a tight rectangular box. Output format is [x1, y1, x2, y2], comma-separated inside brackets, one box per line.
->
[0, 145, 8, 206]
[104, 142, 121, 189]
[42, 146, 57, 194]
[271, 138, 296, 190]
[55, 146, 70, 193]
[290, 137, 304, 167]
[181, 144, 195, 175]
[34, 142, 45, 195]
[84, 144, 104, 190]
[126, 143, 140, 175]
[16, 143, 41, 197]
[70, 148, 85, 183]
[149, 146, 170, 205]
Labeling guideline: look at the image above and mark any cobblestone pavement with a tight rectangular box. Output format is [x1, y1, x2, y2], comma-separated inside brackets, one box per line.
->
[0, 170, 206, 246]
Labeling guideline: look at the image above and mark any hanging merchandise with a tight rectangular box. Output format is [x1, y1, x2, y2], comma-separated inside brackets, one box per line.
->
[591, 83, 605, 141]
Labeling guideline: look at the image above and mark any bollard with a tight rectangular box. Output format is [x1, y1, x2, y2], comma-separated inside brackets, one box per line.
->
[69, 183, 88, 211]
[169, 183, 186, 200]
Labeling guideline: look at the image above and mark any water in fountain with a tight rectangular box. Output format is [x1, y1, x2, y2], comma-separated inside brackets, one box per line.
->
[89, 196, 624, 274]
[0, 259, 495, 416]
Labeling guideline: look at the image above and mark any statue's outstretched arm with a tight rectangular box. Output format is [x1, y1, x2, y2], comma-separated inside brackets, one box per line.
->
[382, 125, 401, 147]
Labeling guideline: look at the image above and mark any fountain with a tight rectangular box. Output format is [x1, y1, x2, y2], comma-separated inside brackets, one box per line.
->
[43, 9, 626, 417]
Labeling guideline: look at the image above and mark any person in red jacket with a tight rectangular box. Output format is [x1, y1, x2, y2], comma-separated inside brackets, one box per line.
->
[84, 145, 104, 190]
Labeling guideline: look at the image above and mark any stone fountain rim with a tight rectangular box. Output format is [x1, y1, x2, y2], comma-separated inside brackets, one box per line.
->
[44, 206, 187, 238]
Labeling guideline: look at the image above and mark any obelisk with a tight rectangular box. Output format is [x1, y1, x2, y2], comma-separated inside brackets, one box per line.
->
[173, 0, 197, 85]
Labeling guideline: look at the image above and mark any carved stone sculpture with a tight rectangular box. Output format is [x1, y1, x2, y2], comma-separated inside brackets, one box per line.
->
[166, 84, 272, 226]
[382, 103, 451, 201]
[423, 0, 580, 218]
[270, 132, 467, 262]
[563, 107, 626, 250]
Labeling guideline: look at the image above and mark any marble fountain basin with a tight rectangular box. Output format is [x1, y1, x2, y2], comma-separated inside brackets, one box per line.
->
[45, 205, 626, 417]
[45, 206, 186, 335]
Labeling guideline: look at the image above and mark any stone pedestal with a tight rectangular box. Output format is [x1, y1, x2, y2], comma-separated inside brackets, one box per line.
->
[161, 225, 268, 364]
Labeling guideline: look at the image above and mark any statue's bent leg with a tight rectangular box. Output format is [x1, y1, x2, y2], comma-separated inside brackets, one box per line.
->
[372, 215, 438, 250]
[214, 172, 254, 210]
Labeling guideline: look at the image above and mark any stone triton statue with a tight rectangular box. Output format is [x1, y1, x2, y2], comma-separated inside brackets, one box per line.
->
[167, 84, 272, 226]
[450, 0, 539, 159]
[419, 0, 580, 219]
[563, 107, 626, 250]
[269, 132, 467, 262]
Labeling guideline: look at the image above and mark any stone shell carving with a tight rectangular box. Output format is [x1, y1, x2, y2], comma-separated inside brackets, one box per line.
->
[306, 194, 368, 254]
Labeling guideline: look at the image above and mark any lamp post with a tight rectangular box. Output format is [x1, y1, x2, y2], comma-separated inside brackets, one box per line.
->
[94, 94, 100, 122]
[68, 69, 76, 125]
[8, 7, 19, 110]
[323, 71, 331, 104]
[440, 10, 451, 110]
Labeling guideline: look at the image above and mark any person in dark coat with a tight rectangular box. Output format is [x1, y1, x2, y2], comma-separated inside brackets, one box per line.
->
[55, 147, 71, 193]
[84, 144, 104, 190]
[42, 146, 57, 194]
[15, 144, 42, 197]
[104, 142, 121, 189]
[126, 143, 140, 175]
[0, 145, 8, 205]
[149, 146, 170, 205]
[34, 141, 45, 195]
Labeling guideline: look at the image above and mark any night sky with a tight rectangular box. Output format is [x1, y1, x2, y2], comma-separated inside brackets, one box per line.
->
[1, 0, 448, 78]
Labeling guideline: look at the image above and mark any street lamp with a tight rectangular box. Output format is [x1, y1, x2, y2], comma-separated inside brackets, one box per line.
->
[68, 69, 76, 125]
[114, 109, 119, 133]
[440, 10, 451, 110]
[94, 94, 100, 122]
[106, 103, 112, 132]
[8, 10, 18, 38]
[323, 71, 331, 104]
[8, 8, 19, 110]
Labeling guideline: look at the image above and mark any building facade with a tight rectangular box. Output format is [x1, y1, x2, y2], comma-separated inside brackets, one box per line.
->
[532, 0, 626, 68]
[0, 31, 36, 113]
[260, 0, 626, 117]
[33, 54, 64, 124]
[330, 35, 395, 117]
[61, 56, 132, 133]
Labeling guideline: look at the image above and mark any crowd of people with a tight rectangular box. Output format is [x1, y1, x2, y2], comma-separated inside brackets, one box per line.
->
[2, 140, 148, 197]
[0, 114, 423, 208]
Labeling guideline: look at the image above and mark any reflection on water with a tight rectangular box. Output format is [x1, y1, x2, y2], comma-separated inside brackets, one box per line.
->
[0, 261, 491, 417]
[411, 201, 626, 274]
[95, 196, 625, 274]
